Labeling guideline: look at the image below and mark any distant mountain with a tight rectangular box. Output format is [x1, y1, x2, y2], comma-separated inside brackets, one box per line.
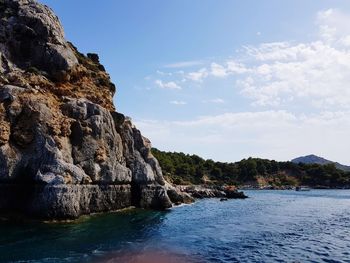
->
[292, 155, 350, 172]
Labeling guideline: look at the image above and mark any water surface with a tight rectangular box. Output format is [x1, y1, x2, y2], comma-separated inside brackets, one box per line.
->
[0, 190, 350, 262]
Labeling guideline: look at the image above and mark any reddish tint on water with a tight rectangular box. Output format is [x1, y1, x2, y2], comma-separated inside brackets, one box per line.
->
[96, 251, 201, 263]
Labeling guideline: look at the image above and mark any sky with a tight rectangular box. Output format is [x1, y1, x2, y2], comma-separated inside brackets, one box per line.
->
[41, 0, 350, 164]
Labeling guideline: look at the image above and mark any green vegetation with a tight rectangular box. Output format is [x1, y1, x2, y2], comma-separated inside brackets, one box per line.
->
[152, 148, 350, 188]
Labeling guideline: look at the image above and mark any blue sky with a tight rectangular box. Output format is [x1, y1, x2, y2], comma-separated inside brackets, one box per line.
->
[41, 0, 350, 164]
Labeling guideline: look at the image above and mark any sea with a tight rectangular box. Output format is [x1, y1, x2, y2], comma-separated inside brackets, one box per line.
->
[0, 190, 350, 263]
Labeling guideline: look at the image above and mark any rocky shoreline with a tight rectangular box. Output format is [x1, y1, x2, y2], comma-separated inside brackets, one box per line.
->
[174, 185, 248, 200]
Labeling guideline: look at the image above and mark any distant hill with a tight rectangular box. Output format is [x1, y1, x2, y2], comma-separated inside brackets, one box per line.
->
[292, 155, 350, 172]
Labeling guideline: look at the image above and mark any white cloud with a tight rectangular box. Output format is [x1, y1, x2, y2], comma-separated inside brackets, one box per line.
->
[164, 60, 204, 68]
[136, 110, 350, 164]
[187, 68, 209, 82]
[226, 61, 250, 74]
[170, 100, 187, 105]
[156, 70, 172, 76]
[317, 8, 350, 44]
[140, 8, 350, 163]
[238, 40, 350, 108]
[210, 63, 228, 77]
[155, 80, 182, 90]
[175, 9, 350, 109]
[154, 8, 350, 109]
[244, 42, 297, 61]
[185, 60, 249, 82]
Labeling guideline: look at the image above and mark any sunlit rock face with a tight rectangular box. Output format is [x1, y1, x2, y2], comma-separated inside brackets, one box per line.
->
[0, 0, 190, 219]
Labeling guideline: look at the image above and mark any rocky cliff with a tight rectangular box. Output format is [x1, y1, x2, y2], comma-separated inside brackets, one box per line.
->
[0, 0, 190, 219]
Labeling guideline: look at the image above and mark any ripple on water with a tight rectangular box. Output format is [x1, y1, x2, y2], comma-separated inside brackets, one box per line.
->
[0, 190, 350, 262]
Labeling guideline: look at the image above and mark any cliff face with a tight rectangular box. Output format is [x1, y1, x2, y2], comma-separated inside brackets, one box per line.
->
[0, 0, 190, 219]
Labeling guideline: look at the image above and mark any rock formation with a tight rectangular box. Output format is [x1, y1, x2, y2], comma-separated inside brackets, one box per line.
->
[0, 0, 191, 219]
[175, 185, 248, 200]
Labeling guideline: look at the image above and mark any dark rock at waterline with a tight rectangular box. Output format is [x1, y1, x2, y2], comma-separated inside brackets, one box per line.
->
[176, 185, 248, 200]
[190, 188, 226, 199]
[0, 0, 189, 219]
[224, 189, 248, 199]
[0, 184, 132, 219]
[167, 188, 195, 205]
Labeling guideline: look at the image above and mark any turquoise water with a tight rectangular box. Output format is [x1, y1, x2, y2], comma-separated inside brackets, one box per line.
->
[1, 190, 350, 262]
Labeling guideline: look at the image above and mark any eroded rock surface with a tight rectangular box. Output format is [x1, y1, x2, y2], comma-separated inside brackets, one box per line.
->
[0, 0, 190, 219]
[0, 0, 78, 78]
